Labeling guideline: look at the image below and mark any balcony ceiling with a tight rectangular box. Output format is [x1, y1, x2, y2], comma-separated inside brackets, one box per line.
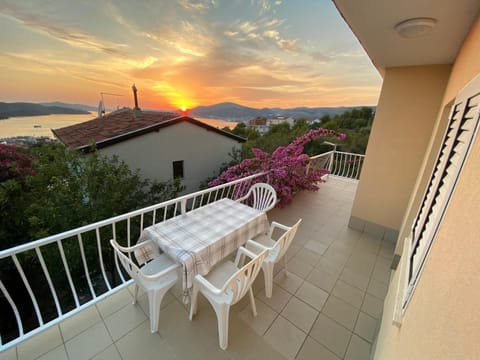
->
[333, 0, 480, 72]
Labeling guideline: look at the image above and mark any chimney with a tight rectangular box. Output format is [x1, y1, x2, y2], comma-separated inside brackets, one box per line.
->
[132, 83, 141, 119]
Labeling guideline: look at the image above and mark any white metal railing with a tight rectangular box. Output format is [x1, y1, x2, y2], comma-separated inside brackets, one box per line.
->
[0, 172, 265, 351]
[308, 151, 364, 180]
[0, 150, 363, 351]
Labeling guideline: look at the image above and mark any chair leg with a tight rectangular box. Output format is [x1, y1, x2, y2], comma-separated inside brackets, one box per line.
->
[263, 263, 274, 298]
[147, 283, 174, 333]
[133, 284, 139, 304]
[248, 288, 257, 317]
[283, 254, 289, 277]
[189, 283, 199, 321]
[212, 302, 230, 350]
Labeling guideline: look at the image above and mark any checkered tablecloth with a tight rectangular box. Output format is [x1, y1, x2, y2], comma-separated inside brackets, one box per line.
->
[138, 198, 269, 295]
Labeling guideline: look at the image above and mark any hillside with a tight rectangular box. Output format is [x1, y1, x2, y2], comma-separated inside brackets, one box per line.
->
[0, 102, 90, 119]
[190, 102, 375, 122]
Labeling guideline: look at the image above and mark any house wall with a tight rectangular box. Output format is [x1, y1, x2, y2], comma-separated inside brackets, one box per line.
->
[349, 65, 451, 240]
[373, 15, 480, 360]
[99, 121, 241, 193]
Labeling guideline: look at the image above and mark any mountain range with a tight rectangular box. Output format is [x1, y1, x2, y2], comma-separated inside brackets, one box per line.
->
[0, 102, 90, 119]
[189, 102, 374, 122]
[0, 101, 374, 122]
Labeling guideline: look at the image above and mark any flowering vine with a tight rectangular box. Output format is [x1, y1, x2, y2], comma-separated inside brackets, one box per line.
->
[0, 144, 35, 183]
[209, 128, 346, 207]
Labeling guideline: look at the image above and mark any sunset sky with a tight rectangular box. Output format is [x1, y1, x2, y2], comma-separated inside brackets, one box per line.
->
[0, 0, 382, 110]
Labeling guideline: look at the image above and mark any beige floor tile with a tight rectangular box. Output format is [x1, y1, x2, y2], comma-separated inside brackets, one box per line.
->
[0, 346, 17, 360]
[64, 322, 112, 360]
[354, 312, 378, 343]
[371, 265, 391, 285]
[315, 256, 344, 276]
[306, 268, 338, 292]
[256, 284, 293, 312]
[367, 278, 389, 299]
[263, 316, 307, 359]
[295, 246, 323, 264]
[310, 314, 351, 359]
[361, 293, 384, 319]
[103, 303, 147, 341]
[238, 298, 278, 336]
[286, 257, 313, 279]
[273, 271, 303, 294]
[295, 281, 328, 311]
[344, 334, 371, 360]
[60, 305, 102, 341]
[36, 345, 67, 360]
[154, 299, 190, 337]
[332, 280, 365, 309]
[96, 288, 134, 318]
[340, 268, 370, 291]
[90, 345, 121, 360]
[17, 326, 63, 360]
[115, 322, 175, 360]
[226, 317, 288, 360]
[281, 297, 318, 333]
[322, 295, 359, 331]
[296, 337, 341, 360]
[165, 321, 218, 359]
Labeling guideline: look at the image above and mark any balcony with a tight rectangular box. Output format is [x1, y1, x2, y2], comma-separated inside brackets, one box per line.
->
[0, 152, 395, 360]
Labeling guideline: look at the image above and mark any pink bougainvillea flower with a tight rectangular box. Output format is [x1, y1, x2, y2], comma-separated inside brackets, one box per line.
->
[208, 128, 347, 207]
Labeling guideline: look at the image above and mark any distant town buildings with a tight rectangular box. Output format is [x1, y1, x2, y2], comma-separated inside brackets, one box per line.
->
[247, 115, 319, 134]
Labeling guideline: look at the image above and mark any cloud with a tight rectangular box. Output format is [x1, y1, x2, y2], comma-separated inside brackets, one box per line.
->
[276, 38, 301, 53]
[178, 0, 216, 12]
[0, 2, 129, 56]
[309, 51, 331, 63]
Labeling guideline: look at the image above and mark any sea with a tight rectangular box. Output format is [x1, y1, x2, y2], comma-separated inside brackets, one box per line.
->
[0, 112, 238, 139]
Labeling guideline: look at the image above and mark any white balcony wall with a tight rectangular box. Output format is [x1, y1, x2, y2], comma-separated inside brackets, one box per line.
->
[374, 15, 480, 360]
[350, 64, 451, 238]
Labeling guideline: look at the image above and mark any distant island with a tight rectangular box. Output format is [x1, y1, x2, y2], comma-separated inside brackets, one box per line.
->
[0, 102, 90, 119]
[0, 100, 375, 122]
[190, 102, 375, 122]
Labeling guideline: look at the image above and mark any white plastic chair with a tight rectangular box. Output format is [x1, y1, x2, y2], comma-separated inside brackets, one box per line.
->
[237, 182, 277, 212]
[189, 246, 268, 350]
[245, 219, 302, 298]
[110, 239, 179, 333]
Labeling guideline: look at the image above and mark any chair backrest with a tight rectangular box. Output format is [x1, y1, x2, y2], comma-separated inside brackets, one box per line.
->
[222, 248, 268, 305]
[110, 239, 142, 283]
[250, 183, 277, 212]
[269, 219, 302, 263]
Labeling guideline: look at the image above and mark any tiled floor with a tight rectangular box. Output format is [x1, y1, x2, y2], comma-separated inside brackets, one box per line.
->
[1, 177, 394, 360]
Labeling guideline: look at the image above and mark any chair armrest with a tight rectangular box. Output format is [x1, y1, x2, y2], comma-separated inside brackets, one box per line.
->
[194, 273, 223, 296]
[234, 246, 265, 267]
[270, 221, 291, 232]
[236, 188, 252, 203]
[245, 239, 270, 253]
[112, 239, 157, 253]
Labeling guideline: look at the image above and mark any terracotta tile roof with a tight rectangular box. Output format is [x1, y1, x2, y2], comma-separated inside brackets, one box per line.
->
[52, 108, 245, 151]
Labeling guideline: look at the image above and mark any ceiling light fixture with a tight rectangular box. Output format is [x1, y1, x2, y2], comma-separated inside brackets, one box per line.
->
[394, 17, 437, 38]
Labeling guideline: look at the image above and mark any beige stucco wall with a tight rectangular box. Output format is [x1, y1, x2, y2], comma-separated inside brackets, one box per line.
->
[351, 65, 451, 232]
[99, 121, 241, 193]
[373, 15, 480, 360]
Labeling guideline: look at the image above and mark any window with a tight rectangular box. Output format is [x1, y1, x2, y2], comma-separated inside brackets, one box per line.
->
[402, 75, 480, 311]
[173, 160, 184, 179]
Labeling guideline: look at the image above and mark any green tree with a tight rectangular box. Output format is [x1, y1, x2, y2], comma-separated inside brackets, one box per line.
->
[0, 142, 184, 249]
